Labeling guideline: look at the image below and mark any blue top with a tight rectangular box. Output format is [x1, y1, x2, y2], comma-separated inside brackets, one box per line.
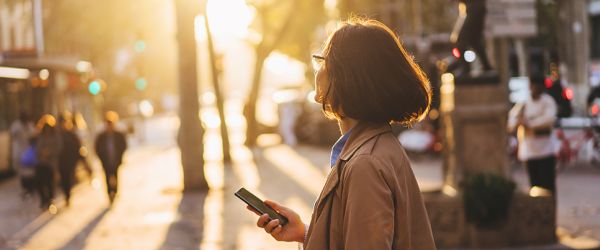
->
[330, 129, 352, 167]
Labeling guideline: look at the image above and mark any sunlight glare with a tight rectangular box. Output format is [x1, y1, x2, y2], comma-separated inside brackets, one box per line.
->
[207, 0, 254, 38]
[202, 110, 221, 129]
[264, 52, 306, 84]
[194, 16, 207, 41]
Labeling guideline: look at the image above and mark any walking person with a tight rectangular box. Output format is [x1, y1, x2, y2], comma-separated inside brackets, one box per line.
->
[36, 115, 62, 210]
[10, 112, 36, 196]
[508, 75, 558, 194]
[248, 18, 436, 249]
[57, 113, 83, 206]
[19, 137, 39, 198]
[95, 111, 127, 205]
[72, 112, 94, 178]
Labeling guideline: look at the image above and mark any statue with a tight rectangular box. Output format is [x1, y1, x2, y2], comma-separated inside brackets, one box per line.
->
[446, 0, 493, 78]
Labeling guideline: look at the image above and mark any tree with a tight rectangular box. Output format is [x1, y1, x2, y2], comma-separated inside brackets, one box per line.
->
[203, 8, 232, 162]
[175, 0, 209, 190]
[244, 0, 325, 146]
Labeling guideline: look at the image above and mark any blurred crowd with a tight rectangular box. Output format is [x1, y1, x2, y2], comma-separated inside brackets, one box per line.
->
[10, 111, 127, 212]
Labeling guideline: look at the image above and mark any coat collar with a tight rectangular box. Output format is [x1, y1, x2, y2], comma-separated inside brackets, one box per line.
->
[338, 122, 392, 161]
[312, 122, 391, 219]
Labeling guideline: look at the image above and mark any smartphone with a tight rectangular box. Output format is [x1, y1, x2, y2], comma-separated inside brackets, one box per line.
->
[235, 188, 289, 226]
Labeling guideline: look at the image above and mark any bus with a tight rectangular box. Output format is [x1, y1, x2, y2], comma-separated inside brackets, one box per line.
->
[0, 57, 98, 177]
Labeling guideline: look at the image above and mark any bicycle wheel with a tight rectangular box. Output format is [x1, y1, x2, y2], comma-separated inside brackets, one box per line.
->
[556, 159, 569, 173]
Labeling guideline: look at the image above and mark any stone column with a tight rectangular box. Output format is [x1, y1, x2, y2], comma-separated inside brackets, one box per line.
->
[439, 73, 509, 192]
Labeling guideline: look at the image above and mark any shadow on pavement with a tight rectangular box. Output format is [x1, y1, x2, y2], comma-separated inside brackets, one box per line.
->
[57, 208, 109, 250]
[253, 149, 318, 206]
[158, 190, 208, 250]
[0, 177, 81, 249]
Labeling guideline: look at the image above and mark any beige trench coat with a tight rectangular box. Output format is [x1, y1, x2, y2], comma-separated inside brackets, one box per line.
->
[304, 122, 436, 250]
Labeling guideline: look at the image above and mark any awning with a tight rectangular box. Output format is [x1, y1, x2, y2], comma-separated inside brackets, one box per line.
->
[0, 56, 92, 74]
[0, 66, 30, 80]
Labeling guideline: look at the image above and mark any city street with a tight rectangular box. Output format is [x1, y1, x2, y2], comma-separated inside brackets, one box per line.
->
[1, 0, 599, 249]
[0, 114, 599, 249]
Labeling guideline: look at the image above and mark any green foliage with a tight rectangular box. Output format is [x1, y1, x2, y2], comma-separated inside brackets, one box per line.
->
[43, 0, 178, 108]
[247, 0, 326, 63]
[421, 0, 456, 34]
[336, 0, 456, 35]
[530, 0, 559, 49]
[462, 173, 516, 228]
[277, 0, 326, 63]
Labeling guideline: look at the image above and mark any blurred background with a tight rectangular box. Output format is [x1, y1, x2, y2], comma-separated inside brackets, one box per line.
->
[0, 0, 599, 249]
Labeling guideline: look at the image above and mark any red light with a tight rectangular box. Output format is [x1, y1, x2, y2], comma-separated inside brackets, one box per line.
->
[562, 88, 574, 101]
[592, 104, 599, 116]
[452, 48, 461, 58]
[544, 78, 553, 88]
[555, 129, 565, 139]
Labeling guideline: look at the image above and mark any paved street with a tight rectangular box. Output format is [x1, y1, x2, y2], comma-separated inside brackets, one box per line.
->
[0, 113, 599, 249]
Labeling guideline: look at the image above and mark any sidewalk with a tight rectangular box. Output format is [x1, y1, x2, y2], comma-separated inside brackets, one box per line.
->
[1, 113, 598, 249]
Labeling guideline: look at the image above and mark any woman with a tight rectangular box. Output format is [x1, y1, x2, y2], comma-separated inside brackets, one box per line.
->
[508, 76, 557, 194]
[249, 18, 436, 249]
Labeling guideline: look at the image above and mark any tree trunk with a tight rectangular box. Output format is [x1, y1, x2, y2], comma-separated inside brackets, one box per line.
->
[244, 50, 267, 147]
[243, 0, 300, 146]
[174, 0, 208, 191]
[203, 12, 231, 162]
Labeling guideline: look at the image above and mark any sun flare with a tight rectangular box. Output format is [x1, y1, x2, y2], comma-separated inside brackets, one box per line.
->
[206, 0, 254, 38]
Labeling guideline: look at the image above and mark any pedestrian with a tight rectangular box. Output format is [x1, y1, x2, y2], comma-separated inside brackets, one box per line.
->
[95, 111, 127, 205]
[57, 113, 83, 206]
[10, 111, 36, 195]
[72, 112, 94, 178]
[19, 137, 38, 198]
[249, 18, 436, 249]
[35, 115, 62, 210]
[508, 75, 558, 194]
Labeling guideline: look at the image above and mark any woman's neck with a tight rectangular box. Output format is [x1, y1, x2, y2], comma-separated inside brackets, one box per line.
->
[338, 117, 358, 134]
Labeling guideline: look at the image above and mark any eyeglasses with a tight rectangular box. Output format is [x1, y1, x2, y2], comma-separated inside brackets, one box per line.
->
[312, 54, 325, 70]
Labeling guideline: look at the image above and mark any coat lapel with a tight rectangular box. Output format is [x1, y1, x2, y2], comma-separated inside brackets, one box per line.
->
[311, 122, 391, 220]
[312, 162, 340, 220]
[306, 122, 393, 249]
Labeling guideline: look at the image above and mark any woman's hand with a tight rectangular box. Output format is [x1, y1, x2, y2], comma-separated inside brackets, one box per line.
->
[246, 200, 306, 243]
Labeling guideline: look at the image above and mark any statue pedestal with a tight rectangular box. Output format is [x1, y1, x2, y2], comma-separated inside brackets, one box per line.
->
[439, 73, 508, 190]
[424, 74, 556, 248]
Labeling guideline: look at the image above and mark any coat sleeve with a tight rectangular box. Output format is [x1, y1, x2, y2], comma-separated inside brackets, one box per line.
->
[527, 96, 557, 129]
[341, 155, 394, 249]
[94, 134, 103, 160]
[507, 103, 524, 133]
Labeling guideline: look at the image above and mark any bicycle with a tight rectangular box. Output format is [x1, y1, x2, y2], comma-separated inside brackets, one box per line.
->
[556, 118, 600, 172]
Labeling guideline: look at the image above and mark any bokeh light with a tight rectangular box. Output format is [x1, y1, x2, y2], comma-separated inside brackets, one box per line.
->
[88, 80, 101, 95]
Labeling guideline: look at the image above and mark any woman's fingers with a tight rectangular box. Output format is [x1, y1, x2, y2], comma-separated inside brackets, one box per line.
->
[264, 200, 289, 216]
[270, 225, 283, 237]
[264, 200, 281, 210]
[264, 219, 280, 233]
[257, 214, 270, 228]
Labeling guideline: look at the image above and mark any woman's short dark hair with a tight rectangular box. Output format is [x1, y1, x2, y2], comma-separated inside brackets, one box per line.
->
[320, 18, 431, 125]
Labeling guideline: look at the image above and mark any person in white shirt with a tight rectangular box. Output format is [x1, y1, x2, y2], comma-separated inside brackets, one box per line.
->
[508, 75, 558, 193]
[10, 112, 36, 193]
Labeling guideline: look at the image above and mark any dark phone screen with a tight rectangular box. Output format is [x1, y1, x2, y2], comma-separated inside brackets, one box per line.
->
[235, 188, 288, 225]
